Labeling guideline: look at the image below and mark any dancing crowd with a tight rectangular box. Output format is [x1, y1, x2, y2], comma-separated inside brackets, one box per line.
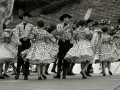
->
[0, 13, 120, 80]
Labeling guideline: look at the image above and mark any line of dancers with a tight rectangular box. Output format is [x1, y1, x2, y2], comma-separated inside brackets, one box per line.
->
[0, 13, 120, 80]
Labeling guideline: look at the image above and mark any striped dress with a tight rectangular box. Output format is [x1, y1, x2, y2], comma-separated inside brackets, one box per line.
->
[0, 32, 17, 63]
[21, 28, 58, 64]
[64, 28, 94, 63]
[99, 34, 119, 62]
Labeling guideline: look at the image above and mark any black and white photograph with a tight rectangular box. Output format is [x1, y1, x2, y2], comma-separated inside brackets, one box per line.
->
[0, 0, 120, 90]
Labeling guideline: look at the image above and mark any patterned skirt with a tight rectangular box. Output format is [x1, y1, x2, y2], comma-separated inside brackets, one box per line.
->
[64, 40, 94, 63]
[21, 42, 58, 64]
[99, 42, 119, 62]
[0, 43, 17, 63]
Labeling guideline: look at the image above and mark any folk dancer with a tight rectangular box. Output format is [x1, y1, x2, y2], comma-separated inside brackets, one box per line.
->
[21, 19, 58, 80]
[64, 20, 94, 79]
[99, 26, 119, 76]
[14, 13, 35, 80]
[53, 14, 73, 79]
[0, 27, 17, 79]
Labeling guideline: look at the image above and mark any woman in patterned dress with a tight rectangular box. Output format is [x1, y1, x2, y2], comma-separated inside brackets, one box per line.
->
[21, 19, 58, 80]
[91, 28, 102, 62]
[112, 29, 120, 60]
[0, 29, 17, 79]
[3, 29, 18, 77]
[91, 28, 104, 74]
[99, 26, 119, 76]
[45, 23, 58, 75]
[64, 20, 94, 79]
[9, 28, 18, 75]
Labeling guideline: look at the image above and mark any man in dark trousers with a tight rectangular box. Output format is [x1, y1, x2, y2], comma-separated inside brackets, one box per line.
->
[66, 21, 76, 76]
[53, 14, 73, 79]
[14, 13, 35, 80]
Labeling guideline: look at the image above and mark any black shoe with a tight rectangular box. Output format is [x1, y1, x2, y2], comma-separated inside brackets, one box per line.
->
[28, 70, 30, 75]
[24, 76, 28, 80]
[23, 73, 30, 75]
[15, 73, 19, 80]
[103, 73, 106, 76]
[51, 70, 56, 73]
[62, 68, 67, 79]
[67, 72, 76, 75]
[45, 72, 50, 75]
[11, 73, 16, 75]
[24, 69, 30, 80]
[0, 76, 5, 79]
[53, 68, 61, 78]
[86, 74, 92, 77]
[80, 71, 87, 79]
[42, 75, 47, 79]
[109, 71, 112, 75]
[38, 77, 42, 80]
[53, 75, 61, 78]
[71, 72, 76, 75]
[62, 76, 66, 79]
[3, 74, 10, 77]
[15, 68, 20, 80]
